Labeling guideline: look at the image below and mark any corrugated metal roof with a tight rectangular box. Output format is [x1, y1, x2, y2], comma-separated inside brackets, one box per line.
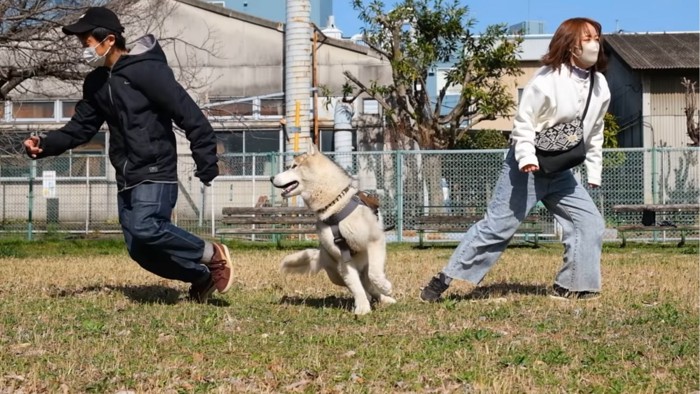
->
[605, 32, 699, 70]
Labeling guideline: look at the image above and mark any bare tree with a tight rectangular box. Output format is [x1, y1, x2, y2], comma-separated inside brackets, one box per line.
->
[0, 0, 221, 155]
[681, 77, 699, 147]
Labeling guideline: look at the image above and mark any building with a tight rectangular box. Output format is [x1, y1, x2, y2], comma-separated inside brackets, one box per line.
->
[205, 0, 332, 31]
[431, 31, 700, 150]
[603, 32, 700, 148]
[507, 20, 545, 35]
[1, 0, 390, 156]
[0, 0, 392, 222]
[425, 34, 552, 133]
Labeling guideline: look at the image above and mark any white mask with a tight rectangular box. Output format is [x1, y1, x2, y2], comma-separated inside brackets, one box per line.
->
[82, 38, 111, 68]
[573, 41, 599, 69]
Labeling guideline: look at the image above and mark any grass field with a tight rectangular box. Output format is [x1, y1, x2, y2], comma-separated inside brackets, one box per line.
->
[0, 238, 697, 393]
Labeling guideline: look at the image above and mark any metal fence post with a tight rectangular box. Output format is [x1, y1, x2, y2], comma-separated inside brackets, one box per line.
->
[252, 155, 257, 206]
[396, 150, 403, 243]
[85, 156, 90, 234]
[27, 160, 36, 241]
[270, 153, 278, 207]
[199, 183, 205, 228]
[210, 180, 216, 238]
[651, 146, 658, 204]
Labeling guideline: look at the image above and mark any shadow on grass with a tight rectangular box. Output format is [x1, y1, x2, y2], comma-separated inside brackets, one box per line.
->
[278, 294, 354, 312]
[50, 284, 230, 306]
[447, 282, 549, 301]
[113, 285, 183, 304]
[413, 242, 542, 250]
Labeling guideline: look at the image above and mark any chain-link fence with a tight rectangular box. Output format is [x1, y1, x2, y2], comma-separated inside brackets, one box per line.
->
[1, 147, 697, 244]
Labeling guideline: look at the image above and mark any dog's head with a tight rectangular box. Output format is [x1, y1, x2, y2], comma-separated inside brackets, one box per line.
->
[270, 143, 351, 201]
[270, 150, 308, 198]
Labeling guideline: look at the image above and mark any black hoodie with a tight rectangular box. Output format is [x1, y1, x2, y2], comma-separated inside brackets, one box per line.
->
[35, 34, 218, 190]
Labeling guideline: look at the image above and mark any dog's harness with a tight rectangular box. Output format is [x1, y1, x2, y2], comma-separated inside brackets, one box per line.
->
[320, 187, 378, 262]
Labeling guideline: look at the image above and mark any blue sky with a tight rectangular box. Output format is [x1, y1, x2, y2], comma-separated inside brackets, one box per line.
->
[331, 0, 700, 36]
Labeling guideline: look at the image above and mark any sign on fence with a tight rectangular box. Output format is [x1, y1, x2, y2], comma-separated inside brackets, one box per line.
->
[42, 170, 56, 198]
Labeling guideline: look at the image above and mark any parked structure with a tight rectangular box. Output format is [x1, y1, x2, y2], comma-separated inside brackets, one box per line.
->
[604, 32, 700, 148]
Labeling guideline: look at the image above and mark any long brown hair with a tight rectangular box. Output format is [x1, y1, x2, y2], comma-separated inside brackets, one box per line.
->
[541, 17, 607, 72]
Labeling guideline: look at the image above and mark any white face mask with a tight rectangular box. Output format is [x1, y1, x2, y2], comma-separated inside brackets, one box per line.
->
[573, 40, 599, 69]
[82, 38, 111, 68]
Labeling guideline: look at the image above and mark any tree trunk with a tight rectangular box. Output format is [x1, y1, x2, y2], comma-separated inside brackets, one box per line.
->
[423, 155, 445, 214]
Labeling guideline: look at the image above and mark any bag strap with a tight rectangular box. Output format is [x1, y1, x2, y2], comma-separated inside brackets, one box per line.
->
[580, 72, 595, 124]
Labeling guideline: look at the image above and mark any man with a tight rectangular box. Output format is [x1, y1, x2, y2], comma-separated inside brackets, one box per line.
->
[24, 7, 232, 303]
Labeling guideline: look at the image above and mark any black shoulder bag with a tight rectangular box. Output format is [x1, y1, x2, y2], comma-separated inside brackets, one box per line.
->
[535, 72, 594, 174]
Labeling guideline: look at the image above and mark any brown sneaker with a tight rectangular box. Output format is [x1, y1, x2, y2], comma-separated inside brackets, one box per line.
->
[208, 243, 234, 293]
[189, 274, 215, 303]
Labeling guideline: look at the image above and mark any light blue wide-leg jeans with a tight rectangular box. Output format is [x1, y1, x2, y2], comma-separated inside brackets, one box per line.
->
[442, 148, 604, 292]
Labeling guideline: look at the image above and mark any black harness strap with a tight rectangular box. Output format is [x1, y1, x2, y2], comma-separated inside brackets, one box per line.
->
[322, 194, 365, 262]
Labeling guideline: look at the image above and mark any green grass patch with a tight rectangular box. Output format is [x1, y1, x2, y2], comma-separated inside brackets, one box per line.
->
[0, 243, 697, 392]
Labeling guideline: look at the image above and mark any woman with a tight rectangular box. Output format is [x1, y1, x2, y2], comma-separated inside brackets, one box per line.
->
[420, 17, 611, 301]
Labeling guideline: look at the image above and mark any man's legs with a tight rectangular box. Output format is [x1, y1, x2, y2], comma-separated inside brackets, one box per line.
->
[118, 183, 233, 299]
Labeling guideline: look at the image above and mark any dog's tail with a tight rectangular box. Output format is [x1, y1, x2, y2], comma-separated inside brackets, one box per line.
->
[280, 248, 322, 275]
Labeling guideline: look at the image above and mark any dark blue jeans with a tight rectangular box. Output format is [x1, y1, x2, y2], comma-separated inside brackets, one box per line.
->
[118, 182, 209, 284]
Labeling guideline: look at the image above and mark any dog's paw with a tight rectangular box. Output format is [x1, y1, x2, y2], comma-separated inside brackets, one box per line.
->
[353, 303, 372, 315]
[378, 295, 396, 305]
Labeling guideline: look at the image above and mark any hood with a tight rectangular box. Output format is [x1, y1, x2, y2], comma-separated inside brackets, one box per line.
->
[112, 34, 166, 72]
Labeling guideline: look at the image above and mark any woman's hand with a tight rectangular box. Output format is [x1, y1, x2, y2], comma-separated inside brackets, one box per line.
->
[521, 164, 539, 173]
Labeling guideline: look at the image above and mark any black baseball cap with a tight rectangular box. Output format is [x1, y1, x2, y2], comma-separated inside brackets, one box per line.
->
[62, 7, 124, 35]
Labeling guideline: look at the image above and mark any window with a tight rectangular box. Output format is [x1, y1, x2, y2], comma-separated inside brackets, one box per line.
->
[317, 130, 334, 152]
[206, 98, 253, 117]
[517, 88, 524, 104]
[311, 129, 358, 153]
[259, 98, 284, 117]
[70, 132, 107, 176]
[34, 132, 107, 178]
[363, 99, 379, 114]
[216, 130, 281, 176]
[0, 131, 101, 178]
[12, 101, 54, 119]
[0, 99, 87, 122]
[61, 101, 78, 119]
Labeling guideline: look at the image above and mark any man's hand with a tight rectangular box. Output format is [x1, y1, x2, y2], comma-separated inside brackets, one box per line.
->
[23, 136, 42, 158]
[521, 164, 539, 173]
[196, 164, 218, 187]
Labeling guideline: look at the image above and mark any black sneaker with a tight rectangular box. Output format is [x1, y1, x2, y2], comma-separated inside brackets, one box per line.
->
[420, 273, 451, 302]
[189, 274, 215, 303]
[549, 283, 600, 301]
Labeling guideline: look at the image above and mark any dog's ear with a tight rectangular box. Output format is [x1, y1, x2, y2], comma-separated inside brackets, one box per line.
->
[307, 143, 318, 155]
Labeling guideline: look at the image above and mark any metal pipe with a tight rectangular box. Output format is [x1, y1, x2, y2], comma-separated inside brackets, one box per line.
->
[313, 30, 319, 145]
[285, 0, 312, 154]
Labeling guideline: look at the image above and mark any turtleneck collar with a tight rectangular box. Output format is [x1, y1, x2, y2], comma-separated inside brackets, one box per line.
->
[569, 63, 591, 80]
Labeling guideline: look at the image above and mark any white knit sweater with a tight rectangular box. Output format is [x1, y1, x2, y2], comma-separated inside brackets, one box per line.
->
[511, 65, 611, 185]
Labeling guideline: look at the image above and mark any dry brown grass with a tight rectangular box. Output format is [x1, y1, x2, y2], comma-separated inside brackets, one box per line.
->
[0, 242, 697, 393]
